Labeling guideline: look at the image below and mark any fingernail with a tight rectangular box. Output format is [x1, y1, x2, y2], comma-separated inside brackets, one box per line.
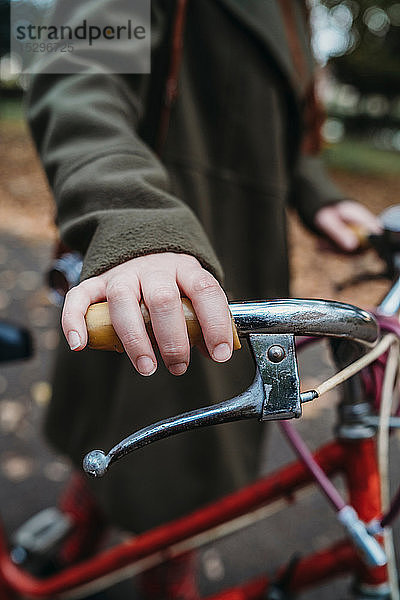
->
[169, 363, 187, 376]
[212, 343, 231, 362]
[136, 356, 156, 376]
[68, 330, 81, 350]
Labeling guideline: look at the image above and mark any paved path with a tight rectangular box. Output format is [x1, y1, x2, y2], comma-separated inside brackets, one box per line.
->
[0, 233, 67, 534]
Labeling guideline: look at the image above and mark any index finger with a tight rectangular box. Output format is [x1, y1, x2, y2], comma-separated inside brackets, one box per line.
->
[62, 277, 106, 350]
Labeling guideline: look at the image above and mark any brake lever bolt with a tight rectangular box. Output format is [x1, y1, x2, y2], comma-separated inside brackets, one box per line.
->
[300, 390, 318, 403]
[267, 345, 286, 363]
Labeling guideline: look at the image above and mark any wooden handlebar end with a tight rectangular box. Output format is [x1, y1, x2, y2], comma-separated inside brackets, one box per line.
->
[85, 302, 124, 353]
[348, 224, 369, 249]
[85, 299, 241, 353]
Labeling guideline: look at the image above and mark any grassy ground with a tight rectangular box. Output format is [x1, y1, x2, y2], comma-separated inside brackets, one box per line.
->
[0, 98, 24, 123]
[324, 139, 400, 176]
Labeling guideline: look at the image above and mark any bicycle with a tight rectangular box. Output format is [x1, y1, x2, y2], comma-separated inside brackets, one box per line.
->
[1, 207, 400, 599]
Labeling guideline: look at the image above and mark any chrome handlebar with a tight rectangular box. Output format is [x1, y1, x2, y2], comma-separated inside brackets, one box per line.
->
[229, 299, 378, 346]
[83, 299, 379, 478]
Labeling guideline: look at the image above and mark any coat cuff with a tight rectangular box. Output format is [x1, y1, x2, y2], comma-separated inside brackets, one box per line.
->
[290, 155, 346, 231]
[74, 208, 224, 282]
[56, 152, 224, 282]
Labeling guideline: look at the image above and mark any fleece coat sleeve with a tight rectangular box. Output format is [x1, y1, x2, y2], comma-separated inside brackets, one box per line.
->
[26, 4, 223, 283]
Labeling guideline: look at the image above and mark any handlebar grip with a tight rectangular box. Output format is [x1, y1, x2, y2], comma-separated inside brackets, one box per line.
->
[348, 224, 370, 248]
[85, 299, 241, 353]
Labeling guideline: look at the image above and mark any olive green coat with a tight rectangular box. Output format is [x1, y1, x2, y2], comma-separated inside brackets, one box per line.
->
[27, 0, 344, 532]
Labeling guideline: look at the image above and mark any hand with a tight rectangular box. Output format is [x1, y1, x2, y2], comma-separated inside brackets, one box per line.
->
[62, 253, 233, 377]
[313, 201, 382, 252]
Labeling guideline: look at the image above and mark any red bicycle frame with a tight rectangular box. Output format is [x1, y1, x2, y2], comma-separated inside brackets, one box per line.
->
[0, 429, 387, 599]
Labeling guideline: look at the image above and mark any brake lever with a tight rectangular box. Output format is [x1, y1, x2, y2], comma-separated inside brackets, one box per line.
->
[83, 299, 377, 478]
[83, 331, 315, 477]
[84, 366, 265, 477]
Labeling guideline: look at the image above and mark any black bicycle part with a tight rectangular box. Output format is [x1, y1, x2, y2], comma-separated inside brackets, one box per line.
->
[0, 321, 32, 363]
[264, 554, 301, 600]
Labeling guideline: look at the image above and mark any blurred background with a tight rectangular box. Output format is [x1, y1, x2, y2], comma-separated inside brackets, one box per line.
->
[0, 1, 399, 599]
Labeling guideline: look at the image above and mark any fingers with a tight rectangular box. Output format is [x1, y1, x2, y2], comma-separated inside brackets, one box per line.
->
[315, 206, 359, 252]
[177, 265, 233, 362]
[106, 279, 157, 376]
[314, 201, 382, 252]
[337, 201, 383, 235]
[62, 253, 233, 377]
[141, 272, 190, 376]
[62, 277, 107, 350]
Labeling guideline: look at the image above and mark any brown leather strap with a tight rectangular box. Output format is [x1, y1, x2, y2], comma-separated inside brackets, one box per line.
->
[278, 0, 308, 89]
[157, 0, 323, 156]
[156, 0, 189, 156]
[278, 0, 324, 154]
[301, 81, 325, 155]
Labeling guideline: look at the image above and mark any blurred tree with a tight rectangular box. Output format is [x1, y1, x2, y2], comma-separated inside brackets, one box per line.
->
[0, 0, 10, 58]
[320, 0, 400, 96]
